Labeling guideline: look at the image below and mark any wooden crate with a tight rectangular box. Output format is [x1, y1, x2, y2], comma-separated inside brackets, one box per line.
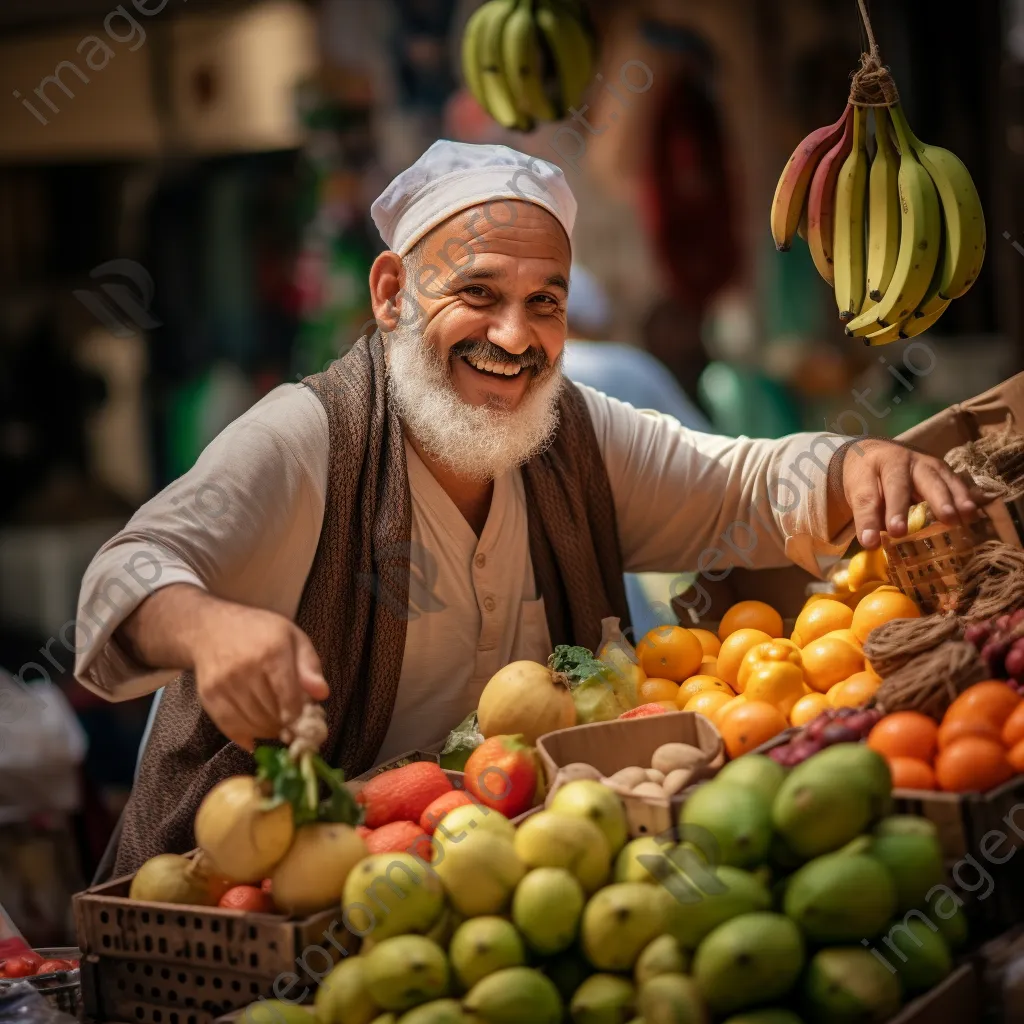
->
[889, 962, 979, 1024]
[75, 874, 357, 1024]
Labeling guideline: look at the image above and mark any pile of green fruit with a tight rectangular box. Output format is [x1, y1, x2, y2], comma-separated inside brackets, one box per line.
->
[237, 745, 964, 1023]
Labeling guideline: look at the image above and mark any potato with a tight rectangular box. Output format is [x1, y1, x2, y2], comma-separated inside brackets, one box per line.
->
[645, 768, 665, 785]
[631, 781, 669, 801]
[651, 743, 706, 776]
[606, 766, 648, 790]
[559, 763, 605, 783]
[662, 768, 693, 796]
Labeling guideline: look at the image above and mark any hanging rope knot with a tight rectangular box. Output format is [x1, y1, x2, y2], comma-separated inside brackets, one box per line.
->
[863, 613, 963, 678]
[281, 702, 328, 760]
[945, 416, 1024, 502]
[849, 51, 899, 108]
[874, 640, 988, 719]
[956, 541, 1024, 622]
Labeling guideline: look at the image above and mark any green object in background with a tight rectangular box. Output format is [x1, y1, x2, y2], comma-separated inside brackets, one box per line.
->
[698, 362, 803, 438]
[764, 234, 828, 341]
[165, 375, 209, 480]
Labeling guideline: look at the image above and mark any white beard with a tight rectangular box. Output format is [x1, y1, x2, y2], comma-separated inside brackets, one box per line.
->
[385, 323, 565, 482]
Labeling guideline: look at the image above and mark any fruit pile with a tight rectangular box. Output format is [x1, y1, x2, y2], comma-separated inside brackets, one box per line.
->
[867, 682, 1024, 792]
[771, 46, 985, 343]
[0, 952, 79, 979]
[965, 610, 1024, 692]
[768, 706, 884, 767]
[461, 0, 594, 132]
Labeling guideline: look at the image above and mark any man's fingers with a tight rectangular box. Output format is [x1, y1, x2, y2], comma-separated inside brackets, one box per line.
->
[204, 689, 258, 752]
[849, 479, 885, 549]
[295, 631, 329, 702]
[880, 459, 914, 537]
[264, 644, 307, 726]
[912, 461, 960, 526]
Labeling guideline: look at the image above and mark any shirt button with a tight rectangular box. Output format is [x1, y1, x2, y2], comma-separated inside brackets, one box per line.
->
[474, 553, 486, 569]
[483, 596, 496, 612]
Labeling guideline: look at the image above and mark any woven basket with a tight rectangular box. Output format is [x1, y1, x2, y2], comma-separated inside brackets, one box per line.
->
[882, 499, 1024, 614]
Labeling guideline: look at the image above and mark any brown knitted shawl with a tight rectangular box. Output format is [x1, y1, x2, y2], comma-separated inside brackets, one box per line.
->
[113, 333, 629, 875]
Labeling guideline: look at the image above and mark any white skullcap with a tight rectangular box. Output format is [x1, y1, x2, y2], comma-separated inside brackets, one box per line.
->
[370, 140, 577, 257]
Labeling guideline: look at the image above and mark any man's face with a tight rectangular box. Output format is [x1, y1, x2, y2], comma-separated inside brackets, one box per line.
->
[403, 201, 571, 412]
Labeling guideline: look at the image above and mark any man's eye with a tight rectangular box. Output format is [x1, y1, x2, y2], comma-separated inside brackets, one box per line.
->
[463, 286, 488, 298]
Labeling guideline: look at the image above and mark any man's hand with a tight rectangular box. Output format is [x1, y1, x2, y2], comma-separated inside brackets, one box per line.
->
[830, 439, 982, 550]
[117, 584, 329, 751]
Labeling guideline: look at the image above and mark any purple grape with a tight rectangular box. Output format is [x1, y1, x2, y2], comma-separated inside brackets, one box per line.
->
[982, 638, 1011, 676]
[845, 710, 881, 737]
[1006, 643, 1024, 679]
[769, 744, 795, 765]
[1010, 609, 1024, 629]
[789, 737, 825, 763]
[964, 622, 992, 648]
[835, 707, 858, 720]
[997, 615, 1012, 632]
[821, 723, 860, 747]
[806, 714, 832, 741]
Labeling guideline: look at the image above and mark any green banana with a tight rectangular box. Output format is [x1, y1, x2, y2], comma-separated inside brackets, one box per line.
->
[535, 0, 593, 117]
[865, 106, 900, 301]
[833, 104, 869, 321]
[461, 2, 492, 109]
[908, 123, 986, 299]
[474, 0, 534, 131]
[502, 0, 556, 122]
[844, 105, 941, 337]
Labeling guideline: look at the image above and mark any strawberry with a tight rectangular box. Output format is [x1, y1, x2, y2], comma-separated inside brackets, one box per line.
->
[357, 761, 453, 828]
[619, 703, 669, 719]
[419, 790, 474, 834]
[464, 735, 538, 818]
[364, 820, 435, 861]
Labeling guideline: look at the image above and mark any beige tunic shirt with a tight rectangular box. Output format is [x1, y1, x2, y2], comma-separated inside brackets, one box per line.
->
[74, 383, 853, 764]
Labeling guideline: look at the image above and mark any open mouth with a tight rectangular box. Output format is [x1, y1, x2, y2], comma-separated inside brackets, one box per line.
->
[459, 352, 527, 378]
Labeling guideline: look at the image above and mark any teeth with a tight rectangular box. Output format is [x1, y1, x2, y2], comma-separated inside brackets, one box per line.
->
[465, 354, 522, 377]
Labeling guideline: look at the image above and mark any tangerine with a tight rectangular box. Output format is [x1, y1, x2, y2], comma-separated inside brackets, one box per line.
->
[1003, 701, 1024, 749]
[1008, 738, 1024, 774]
[718, 701, 788, 758]
[935, 736, 1014, 793]
[689, 628, 722, 657]
[676, 675, 734, 706]
[713, 694, 747, 725]
[827, 671, 881, 708]
[639, 677, 682, 704]
[866, 712, 939, 762]
[684, 690, 734, 719]
[793, 599, 853, 647]
[844, 581, 889, 609]
[851, 589, 920, 643]
[718, 600, 784, 641]
[636, 626, 704, 683]
[847, 549, 889, 591]
[944, 681, 1022, 730]
[744, 662, 806, 717]
[700, 656, 720, 677]
[819, 628, 863, 650]
[736, 639, 800, 692]
[888, 756, 937, 791]
[218, 885, 275, 913]
[937, 716, 1002, 751]
[790, 692, 831, 727]
[717, 628, 773, 686]
[801, 636, 865, 693]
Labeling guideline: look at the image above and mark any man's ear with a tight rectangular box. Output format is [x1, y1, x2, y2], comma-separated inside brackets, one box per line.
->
[369, 251, 405, 331]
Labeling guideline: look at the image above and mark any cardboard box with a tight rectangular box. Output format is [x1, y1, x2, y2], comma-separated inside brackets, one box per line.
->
[672, 370, 1024, 625]
[888, 962, 978, 1024]
[535, 712, 723, 839]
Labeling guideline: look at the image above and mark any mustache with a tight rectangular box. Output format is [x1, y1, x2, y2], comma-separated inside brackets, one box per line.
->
[451, 339, 550, 371]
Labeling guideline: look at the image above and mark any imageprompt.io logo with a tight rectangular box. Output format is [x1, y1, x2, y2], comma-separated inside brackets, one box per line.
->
[73, 259, 162, 337]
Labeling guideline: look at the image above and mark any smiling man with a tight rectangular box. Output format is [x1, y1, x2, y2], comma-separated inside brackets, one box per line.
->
[75, 142, 978, 873]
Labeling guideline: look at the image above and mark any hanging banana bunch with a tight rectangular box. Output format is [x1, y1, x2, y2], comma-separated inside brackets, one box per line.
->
[461, 0, 595, 132]
[769, 5, 985, 345]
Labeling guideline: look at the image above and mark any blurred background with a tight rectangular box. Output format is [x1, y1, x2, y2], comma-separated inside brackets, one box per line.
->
[0, 0, 1020, 942]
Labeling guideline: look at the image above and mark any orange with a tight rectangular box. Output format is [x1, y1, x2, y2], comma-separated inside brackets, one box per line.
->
[676, 675, 735, 706]
[827, 671, 881, 708]
[944, 681, 1022, 730]
[1008, 738, 1024, 774]
[218, 885, 275, 913]
[639, 677, 681, 704]
[744, 661, 806, 717]
[867, 712, 939, 762]
[718, 601, 784, 641]
[801, 636, 865, 693]
[791, 630, 804, 647]
[713, 694, 747, 725]
[793, 599, 853, 647]
[844, 581, 889, 609]
[700, 656, 720, 677]
[736, 639, 800, 692]
[718, 700, 789, 759]
[888, 756, 937, 791]
[935, 736, 1014, 793]
[717, 628, 773, 687]
[864, 661, 883, 683]
[1003, 701, 1024, 749]
[803, 592, 839, 607]
[790, 692, 830, 727]
[937, 715, 1002, 751]
[847, 549, 889, 591]
[851, 589, 920, 642]
[636, 626, 704, 683]
[684, 690, 735, 719]
[656, 700, 680, 712]
[689, 628, 722, 657]
[820, 628, 863, 650]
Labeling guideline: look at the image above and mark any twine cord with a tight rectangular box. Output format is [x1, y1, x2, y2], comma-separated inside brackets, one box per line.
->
[874, 640, 988, 719]
[863, 613, 963, 678]
[849, 0, 899, 107]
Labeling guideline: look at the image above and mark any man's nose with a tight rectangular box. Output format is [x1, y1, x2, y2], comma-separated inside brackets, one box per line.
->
[486, 305, 532, 355]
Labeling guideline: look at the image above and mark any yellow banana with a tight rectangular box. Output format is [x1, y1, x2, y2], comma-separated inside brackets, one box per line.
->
[535, 0, 593, 118]
[502, 0, 556, 122]
[865, 107, 900, 301]
[907, 122, 986, 299]
[461, 2, 494, 109]
[864, 297, 951, 346]
[833, 105, 869, 321]
[479, 0, 534, 131]
[844, 105, 941, 338]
